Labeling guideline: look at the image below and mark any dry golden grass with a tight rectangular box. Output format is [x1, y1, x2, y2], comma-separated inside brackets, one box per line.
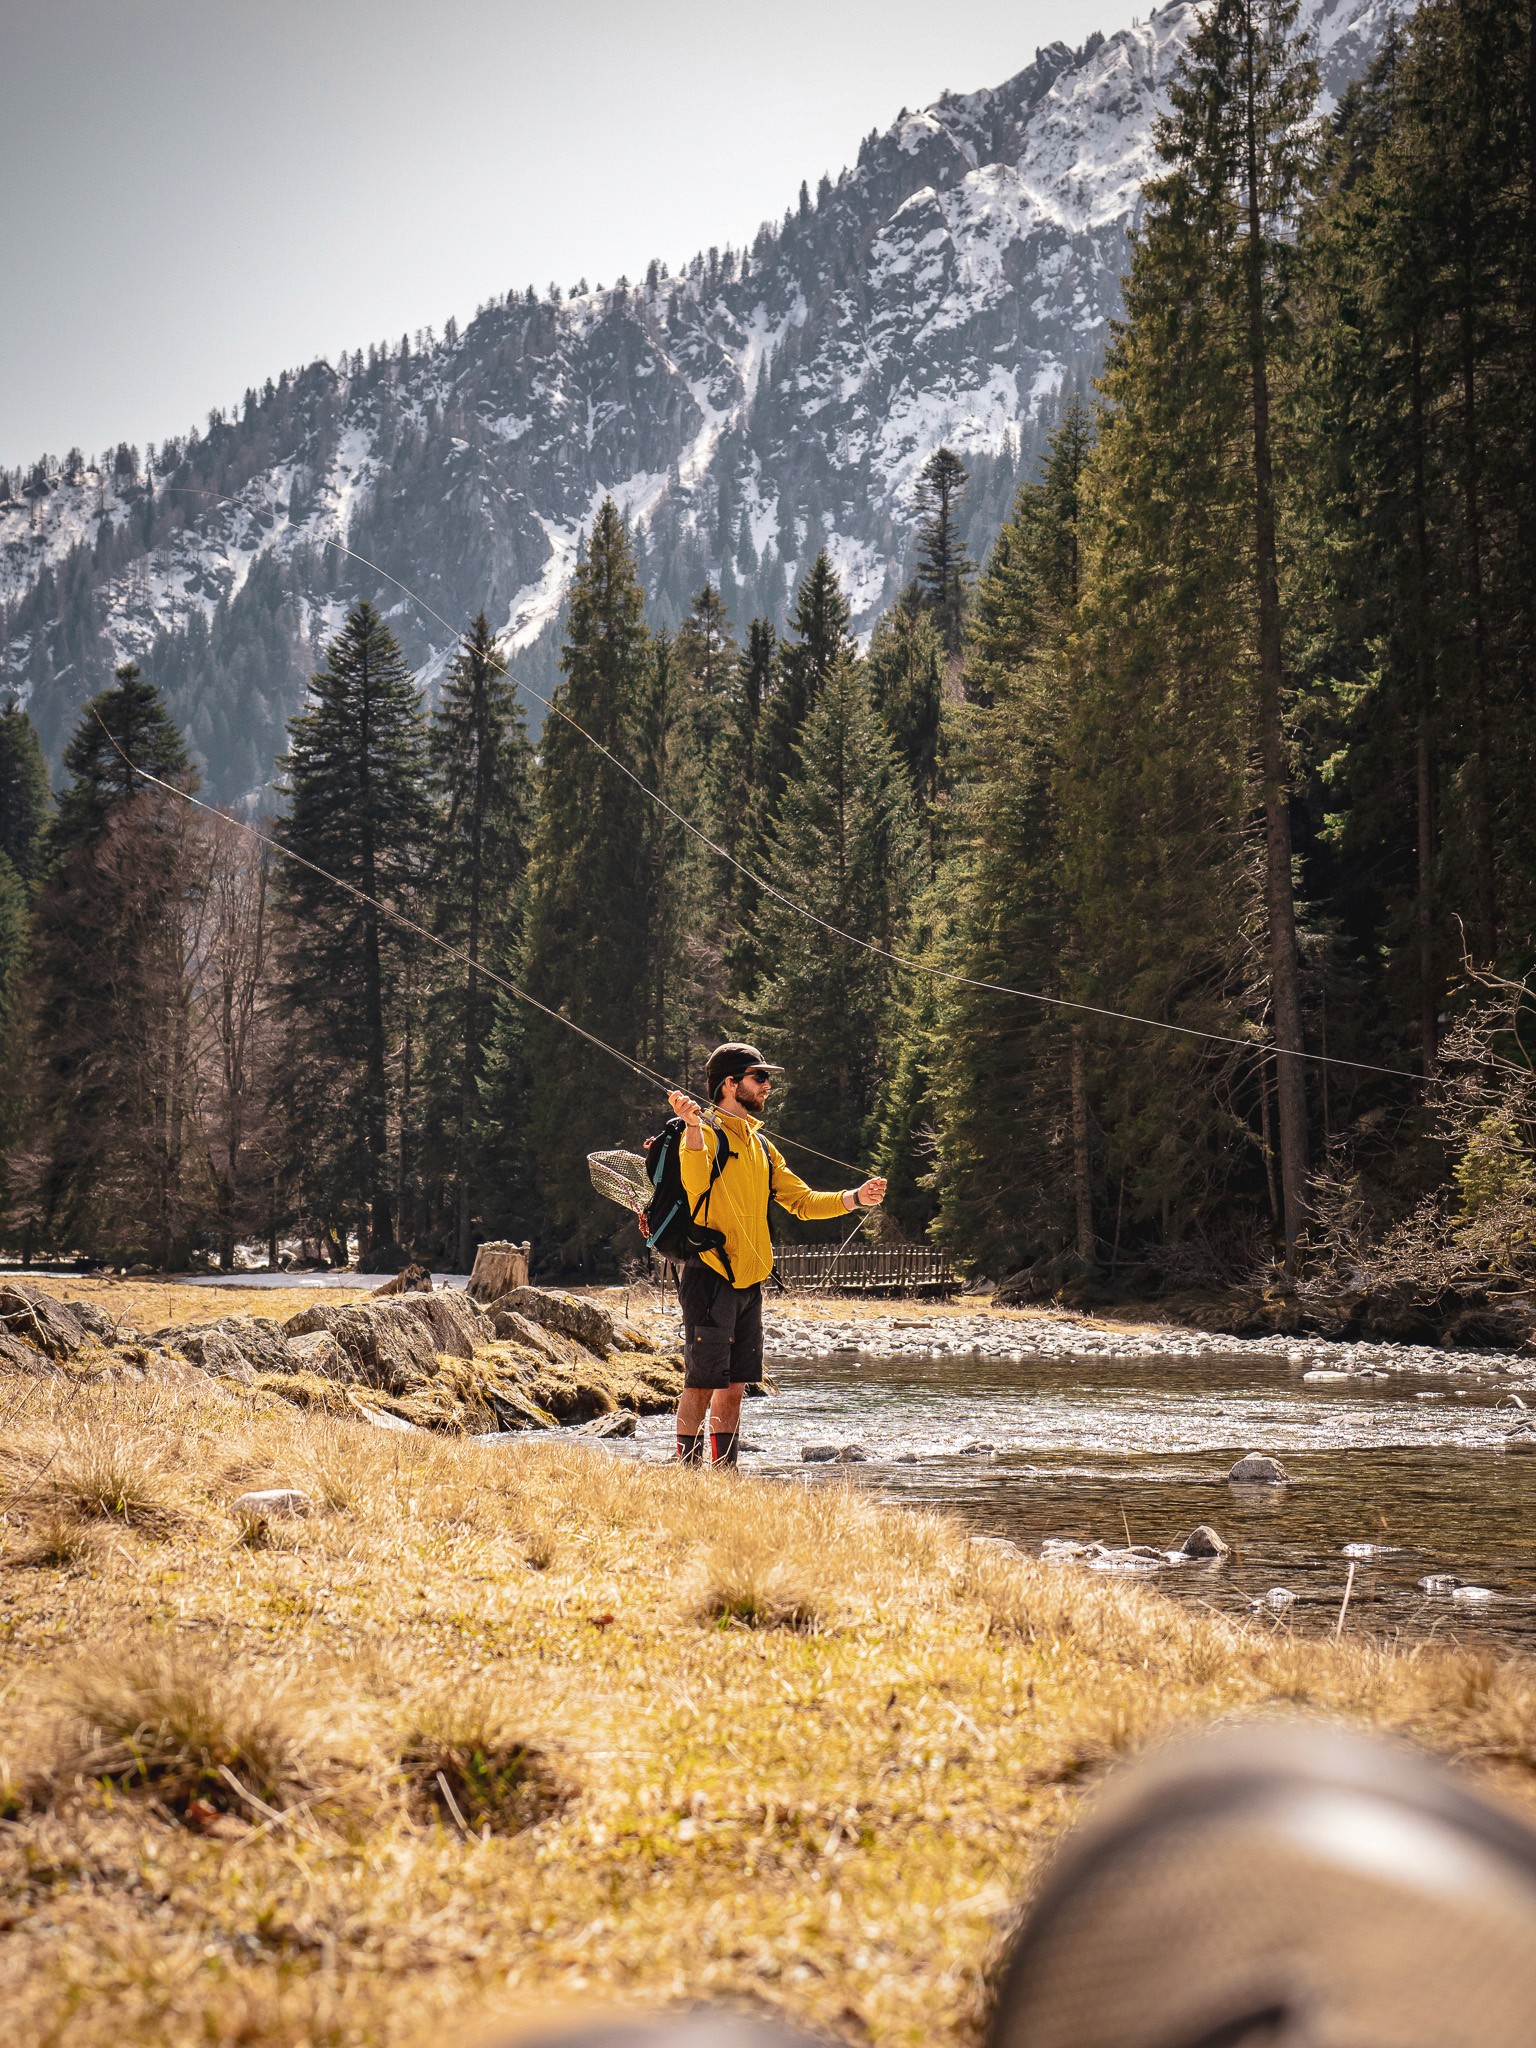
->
[0, 1362, 1534, 2048]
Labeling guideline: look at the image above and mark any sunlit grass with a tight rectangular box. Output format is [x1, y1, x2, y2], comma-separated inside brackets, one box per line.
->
[0, 1357, 1531, 2048]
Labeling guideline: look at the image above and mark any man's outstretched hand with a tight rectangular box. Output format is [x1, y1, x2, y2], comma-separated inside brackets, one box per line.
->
[852, 1176, 887, 1209]
[667, 1090, 706, 1149]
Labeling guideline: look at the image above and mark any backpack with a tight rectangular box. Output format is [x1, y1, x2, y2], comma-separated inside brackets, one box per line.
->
[639, 1117, 735, 1280]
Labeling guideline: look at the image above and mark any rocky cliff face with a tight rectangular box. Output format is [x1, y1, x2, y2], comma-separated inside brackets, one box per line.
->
[0, 0, 1398, 800]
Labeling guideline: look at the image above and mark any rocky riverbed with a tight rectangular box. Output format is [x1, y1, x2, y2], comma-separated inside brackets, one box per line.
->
[638, 1291, 1536, 1382]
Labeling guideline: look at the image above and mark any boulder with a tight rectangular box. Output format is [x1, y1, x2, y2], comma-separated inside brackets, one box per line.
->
[232, 1488, 312, 1519]
[801, 1442, 868, 1464]
[388, 1288, 489, 1359]
[1180, 1523, 1231, 1557]
[0, 1327, 55, 1374]
[60, 1298, 120, 1342]
[1228, 1451, 1290, 1484]
[282, 1302, 441, 1394]
[354, 1403, 421, 1433]
[959, 1440, 997, 1456]
[493, 1286, 615, 1357]
[285, 1328, 356, 1379]
[488, 1306, 566, 1361]
[158, 1314, 293, 1382]
[571, 1411, 637, 1439]
[0, 1281, 91, 1359]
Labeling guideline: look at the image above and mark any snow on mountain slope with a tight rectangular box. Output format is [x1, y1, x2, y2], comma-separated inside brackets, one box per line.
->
[0, 0, 1401, 800]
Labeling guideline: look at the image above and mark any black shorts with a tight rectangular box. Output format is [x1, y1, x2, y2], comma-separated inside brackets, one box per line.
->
[677, 1262, 764, 1389]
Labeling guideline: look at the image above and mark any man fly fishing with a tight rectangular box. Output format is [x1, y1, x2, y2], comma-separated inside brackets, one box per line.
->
[666, 1042, 886, 1468]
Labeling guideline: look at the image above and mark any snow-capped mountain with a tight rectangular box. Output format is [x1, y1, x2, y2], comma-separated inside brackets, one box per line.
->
[0, 0, 1399, 800]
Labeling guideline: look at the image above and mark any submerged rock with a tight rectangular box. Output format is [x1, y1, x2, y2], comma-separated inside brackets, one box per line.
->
[1179, 1524, 1231, 1558]
[571, 1411, 637, 1439]
[801, 1443, 867, 1463]
[1418, 1574, 1458, 1595]
[1228, 1451, 1290, 1484]
[1452, 1584, 1498, 1602]
[1263, 1587, 1296, 1610]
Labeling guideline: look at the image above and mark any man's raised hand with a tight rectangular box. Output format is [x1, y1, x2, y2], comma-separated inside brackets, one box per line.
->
[667, 1090, 703, 1129]
[856, 1176, 887, 1208]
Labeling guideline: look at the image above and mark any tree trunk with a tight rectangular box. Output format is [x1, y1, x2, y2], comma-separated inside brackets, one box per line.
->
[1457, 219, 1495, 957]
[1070, 1022, 1094, 1263]
[1243, 25, 1308, 1270]
[356, 642, 395, 1260]
[1408, 331, 1439, 1072]
[456, 661, 489, 1273]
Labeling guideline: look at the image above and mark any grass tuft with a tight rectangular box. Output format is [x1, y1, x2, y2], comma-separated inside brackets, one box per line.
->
[686, 1528, 827, 1631]
[6, 1513, 101, 1571]
[50, 1644, 338, 1823]
[398, 1681, 571, 1835]
[19, 1427, 184, 1529]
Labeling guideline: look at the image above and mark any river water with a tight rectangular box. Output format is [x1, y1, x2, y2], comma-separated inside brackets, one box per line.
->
[628, 1347, 1536, 1646]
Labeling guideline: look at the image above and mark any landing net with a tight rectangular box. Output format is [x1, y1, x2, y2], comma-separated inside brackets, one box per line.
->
[588, 1149, 651, 1211]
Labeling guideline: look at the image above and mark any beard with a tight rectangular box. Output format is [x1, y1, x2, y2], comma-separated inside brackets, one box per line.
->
[731, 1077, 770, 1115]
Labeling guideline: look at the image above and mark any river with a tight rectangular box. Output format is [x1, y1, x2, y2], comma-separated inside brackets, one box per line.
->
[624, 1346, 1536, 1645]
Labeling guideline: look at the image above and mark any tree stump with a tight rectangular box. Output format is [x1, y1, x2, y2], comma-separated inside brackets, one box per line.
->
[468, 1241, 531, 1303]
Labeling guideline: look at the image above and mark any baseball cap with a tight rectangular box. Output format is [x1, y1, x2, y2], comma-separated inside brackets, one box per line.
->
[705, 1042, 783, 1100]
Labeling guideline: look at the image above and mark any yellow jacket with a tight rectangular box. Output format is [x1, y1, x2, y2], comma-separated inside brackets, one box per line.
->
[678, 1112, 852, 1287]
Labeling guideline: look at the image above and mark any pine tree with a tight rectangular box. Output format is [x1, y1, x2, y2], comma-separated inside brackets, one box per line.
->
[31, 664, 209, 1263]
[920, 413, 1095, 1277]
[421, 613, 533, 1268]
[0, 699, 50, 880]
[275, 603, 428, 1264]
[1155, 0, 1320, 1264]
[732, 557, 854, 999]
[517, 501, 656, 1268]
[1295, 0, 1536, 1080]
[755, 550, 854, 806]
[674, 584, 739, 734]
[913, 446, 974, 664]
[864, 589, 944, 822]
[1057, 163, 1271, 1262]
[750, 660, 919, 1179]
[0, 852, 30, 1217]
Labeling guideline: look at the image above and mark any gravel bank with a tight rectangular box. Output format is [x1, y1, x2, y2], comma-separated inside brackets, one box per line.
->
[644, 1294, 1536, 1380]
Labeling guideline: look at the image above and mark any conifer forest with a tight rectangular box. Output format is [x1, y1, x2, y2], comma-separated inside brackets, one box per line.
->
[2, 0, 1534, 1318]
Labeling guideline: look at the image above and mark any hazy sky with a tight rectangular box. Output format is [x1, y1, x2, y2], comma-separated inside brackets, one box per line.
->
[2, 0, 1142, 471]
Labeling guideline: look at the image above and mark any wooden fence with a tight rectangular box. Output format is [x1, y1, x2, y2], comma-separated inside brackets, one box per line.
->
[770, 1243, 961, 1296]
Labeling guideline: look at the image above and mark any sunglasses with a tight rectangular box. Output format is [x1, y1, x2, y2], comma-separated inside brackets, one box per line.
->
[741, 1066, 773, 1082]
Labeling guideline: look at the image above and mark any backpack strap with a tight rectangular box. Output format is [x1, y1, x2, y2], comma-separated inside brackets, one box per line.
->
[691, 1123, 735, 1286]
